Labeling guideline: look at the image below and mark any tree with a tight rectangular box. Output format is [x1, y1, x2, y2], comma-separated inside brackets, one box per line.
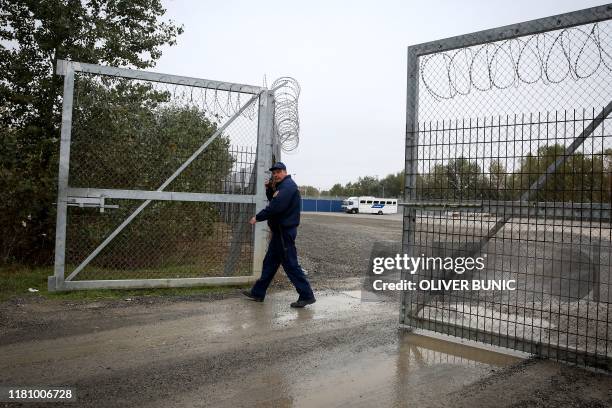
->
[0, 0, 183, 264]
[328, 183, 345, 197]
[445, 157, 486, 199]
[321, 172, 405, 198]
[417, 158, 486, 200]
[420, 163, 450, 199]
[511, 144, 609, 202]
[354, 176, 379, 196]
[300, 185, 320, 197]
[379, 171, 403, 197]
[487, 160, 509, 200]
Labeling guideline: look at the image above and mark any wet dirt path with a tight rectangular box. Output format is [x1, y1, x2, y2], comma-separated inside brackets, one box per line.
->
[2, 213, 611, 407]
[1, 290, 521, 407]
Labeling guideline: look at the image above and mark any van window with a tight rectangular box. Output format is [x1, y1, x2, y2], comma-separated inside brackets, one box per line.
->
[360, 200, 365, 204]
[366, 200, 372, 204]
[392, 201, 397, 205]
[373, 201, 379, 204]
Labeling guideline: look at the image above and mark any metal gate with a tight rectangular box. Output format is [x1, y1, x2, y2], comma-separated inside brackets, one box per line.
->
[49, 60, 280, 291]
[401, 5, 612, 370]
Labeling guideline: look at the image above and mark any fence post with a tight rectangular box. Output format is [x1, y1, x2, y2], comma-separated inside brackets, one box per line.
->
[401, 46, 420, 324]
[252, 91, 275, 279]
[49, 62, 75, 292]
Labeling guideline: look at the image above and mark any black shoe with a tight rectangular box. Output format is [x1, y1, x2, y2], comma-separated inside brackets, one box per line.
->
[290, 298, 316, 308]
[242, 290, 263, 302]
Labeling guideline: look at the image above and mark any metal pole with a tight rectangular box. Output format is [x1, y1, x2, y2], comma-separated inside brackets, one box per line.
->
[252, 91, 275, 279]
[56, 59, 264, 94]
[411, 4, 612, 56]
[49, 66, 75, 291]
[401, 46, 420, 324]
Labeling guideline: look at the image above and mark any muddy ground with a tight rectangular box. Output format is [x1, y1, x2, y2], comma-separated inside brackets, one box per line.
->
[1, 212, 611, 407]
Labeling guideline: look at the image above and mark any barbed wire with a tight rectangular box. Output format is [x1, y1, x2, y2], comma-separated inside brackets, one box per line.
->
[76, 70, 301, 150]
[420, 22, 612, 101]
[78, 73, 260, 121]
[272, 77, 301, 152]
[163, 82, 258, 120]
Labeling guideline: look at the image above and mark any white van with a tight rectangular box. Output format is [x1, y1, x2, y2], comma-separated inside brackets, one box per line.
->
[341, 196, 398, 215]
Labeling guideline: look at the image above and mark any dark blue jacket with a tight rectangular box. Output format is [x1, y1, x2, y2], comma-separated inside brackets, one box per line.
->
[255, 175, 301, 229]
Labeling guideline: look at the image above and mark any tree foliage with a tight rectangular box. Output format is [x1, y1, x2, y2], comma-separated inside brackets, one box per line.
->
[417, 145, 612, 203]
[510, 145, 611, 203]
[299, 185, 320, 197]
[0, 0, 183, 264]
[321, 145, 612, 204]
[66, 78, 233, 269]
[322, 172, 405, 198]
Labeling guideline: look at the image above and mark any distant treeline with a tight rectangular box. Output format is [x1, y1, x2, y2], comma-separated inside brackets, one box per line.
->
[321, 171, 404, 198]
[309, 145, 612, 202]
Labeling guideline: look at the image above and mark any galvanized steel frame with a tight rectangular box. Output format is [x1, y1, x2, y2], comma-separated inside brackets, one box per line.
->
[55, 60, 264, 94]
[401, 4, 612, 369]
[49, 60, 273, 291]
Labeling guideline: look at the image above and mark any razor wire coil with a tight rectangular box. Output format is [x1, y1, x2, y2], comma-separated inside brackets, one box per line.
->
[420, 22, 612, 101]
[272, 77, 301, 152]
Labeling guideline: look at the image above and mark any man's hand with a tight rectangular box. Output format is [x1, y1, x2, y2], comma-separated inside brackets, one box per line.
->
[249, 216, 257, 225]
[265, 179, 275, 189]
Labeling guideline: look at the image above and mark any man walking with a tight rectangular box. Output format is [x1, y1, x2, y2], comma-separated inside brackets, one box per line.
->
[242, 162, 316, 308]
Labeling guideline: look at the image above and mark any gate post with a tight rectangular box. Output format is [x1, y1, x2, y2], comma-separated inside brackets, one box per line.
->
[252, 91, 275, 279]
[400, 46, 420, 325]
[49, 61, 75, 292]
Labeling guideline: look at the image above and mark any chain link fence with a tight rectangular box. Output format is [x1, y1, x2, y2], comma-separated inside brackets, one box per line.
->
[50, 61, 274, 290]
[402, 5, 612, 370]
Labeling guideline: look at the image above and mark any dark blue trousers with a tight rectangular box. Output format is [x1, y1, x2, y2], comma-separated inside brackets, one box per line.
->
[251, 226, 314, 300]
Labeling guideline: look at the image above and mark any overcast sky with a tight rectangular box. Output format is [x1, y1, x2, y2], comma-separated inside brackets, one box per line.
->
[153, 0, 607, 190]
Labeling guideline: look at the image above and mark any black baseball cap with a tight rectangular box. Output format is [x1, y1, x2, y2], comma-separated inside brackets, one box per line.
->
[269, 162, 287, 171]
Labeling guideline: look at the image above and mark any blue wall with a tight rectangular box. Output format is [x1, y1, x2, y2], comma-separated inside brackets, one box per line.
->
[301, 199, 344, 213]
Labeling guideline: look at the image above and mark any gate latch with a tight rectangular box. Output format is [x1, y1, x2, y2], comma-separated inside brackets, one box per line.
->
[66, 196, 119, 213]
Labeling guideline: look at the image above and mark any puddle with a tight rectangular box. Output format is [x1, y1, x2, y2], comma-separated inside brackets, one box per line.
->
[259, 290, 391, 325]
[202, 328, 522, 408]
[287, 332, 521, 407]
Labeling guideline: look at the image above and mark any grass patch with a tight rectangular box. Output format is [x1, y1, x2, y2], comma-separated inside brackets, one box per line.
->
[0, 265, 249, 302]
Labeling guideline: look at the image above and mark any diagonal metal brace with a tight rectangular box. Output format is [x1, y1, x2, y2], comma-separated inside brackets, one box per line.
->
[478, 101, 612, 249]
